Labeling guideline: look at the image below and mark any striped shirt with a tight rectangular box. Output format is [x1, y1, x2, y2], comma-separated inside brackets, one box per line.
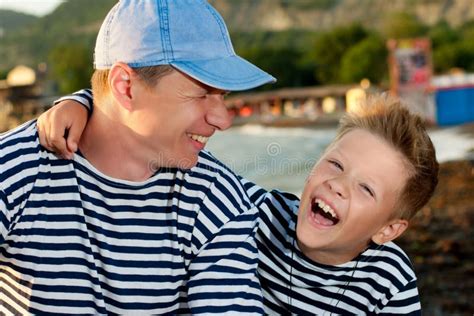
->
[56, 89, 422, 314]
[242, 180, 422, 315]
[0, 120, 263, 314]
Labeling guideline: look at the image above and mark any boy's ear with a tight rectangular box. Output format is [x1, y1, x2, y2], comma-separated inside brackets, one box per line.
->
[371, 219, 408, 245]
[108, 62, 134, 111]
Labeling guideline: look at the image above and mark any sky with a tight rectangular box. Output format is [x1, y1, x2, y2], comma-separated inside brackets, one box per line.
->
[0, 0, 65, 16]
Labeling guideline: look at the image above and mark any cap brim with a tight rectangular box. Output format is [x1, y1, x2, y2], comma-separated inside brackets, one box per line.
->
[171, 55, 276, 91]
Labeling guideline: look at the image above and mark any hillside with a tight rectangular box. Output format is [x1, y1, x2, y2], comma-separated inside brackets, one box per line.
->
[210, 0, 474, 31]
[0, 9, 37, 35]
[0, 0, 116, 72]
[1, 0, 473, 75]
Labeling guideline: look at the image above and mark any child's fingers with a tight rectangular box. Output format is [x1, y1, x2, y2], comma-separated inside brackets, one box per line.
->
[49, 113, 71, 159]
[37, 113, 54, 151]
[66, 121, 85, 154]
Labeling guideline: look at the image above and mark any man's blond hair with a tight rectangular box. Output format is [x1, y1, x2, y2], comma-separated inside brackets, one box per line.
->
[91, 65, 174, 104]
[334, 94, 439, 220]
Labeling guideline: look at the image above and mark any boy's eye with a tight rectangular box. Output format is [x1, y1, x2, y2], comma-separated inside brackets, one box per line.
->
[328, 159, 343, 171]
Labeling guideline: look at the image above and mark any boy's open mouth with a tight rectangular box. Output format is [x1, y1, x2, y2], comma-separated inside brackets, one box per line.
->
[311, 198, 340, 226]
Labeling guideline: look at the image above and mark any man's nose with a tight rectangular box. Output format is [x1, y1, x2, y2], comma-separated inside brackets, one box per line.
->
[206, 95, 233, 131]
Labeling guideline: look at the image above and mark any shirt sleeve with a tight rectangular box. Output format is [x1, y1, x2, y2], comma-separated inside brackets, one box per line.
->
[0, 122, 41, 244]
[53, 88, 94, 115]
[186, 171, 263, 314]
[238, 176, 269, 207]
[378, 279, 421, 315]
[0, 188, 11, 244]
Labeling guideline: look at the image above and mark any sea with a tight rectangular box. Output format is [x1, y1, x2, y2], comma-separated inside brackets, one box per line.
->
[206, 124, 474, 196]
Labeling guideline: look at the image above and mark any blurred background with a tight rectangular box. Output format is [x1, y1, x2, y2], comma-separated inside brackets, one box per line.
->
[0, 0, 472, 314]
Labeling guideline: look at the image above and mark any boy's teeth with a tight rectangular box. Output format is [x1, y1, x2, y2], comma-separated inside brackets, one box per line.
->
[315, 198, 338, 219]
[187, 133, 209, 144]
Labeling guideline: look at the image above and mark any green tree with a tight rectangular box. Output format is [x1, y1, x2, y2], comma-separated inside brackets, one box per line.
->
[304, 24, 368, 84]
[428, 20, 458, 49]
[239, 46, 310, 89]
[456, 41, 474, 72]
[433, 44, 459, 73]
[48, 43, 93, 93]
[459, 20, 474, 40]
[383, 12, 426, 39]
[432, 20, 474, 73]
[339, 35, 387, 84]
[0, 69, 9, 80]
[233, 29, 319, 88]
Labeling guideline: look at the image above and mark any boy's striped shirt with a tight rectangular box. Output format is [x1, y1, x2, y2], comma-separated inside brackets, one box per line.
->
[242, 180, 422, 315]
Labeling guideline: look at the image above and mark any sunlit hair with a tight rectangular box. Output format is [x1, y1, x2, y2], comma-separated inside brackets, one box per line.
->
[333, 93, 439, 220]
[91, 65, 174, 104]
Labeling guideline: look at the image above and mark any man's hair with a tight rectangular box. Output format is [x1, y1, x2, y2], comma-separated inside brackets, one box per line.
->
[91, 65, 174, 104]
[333, 94, 439, 220]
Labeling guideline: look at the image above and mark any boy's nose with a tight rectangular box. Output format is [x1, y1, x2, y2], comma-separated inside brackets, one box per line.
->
[206, 95, 233, 131]
[327, 177, 348, 199]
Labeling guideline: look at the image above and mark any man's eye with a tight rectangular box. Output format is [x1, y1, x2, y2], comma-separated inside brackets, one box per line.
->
[361, 184, 375, 198]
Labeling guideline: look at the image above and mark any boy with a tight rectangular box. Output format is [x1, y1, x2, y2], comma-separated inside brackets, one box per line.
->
[39, 94, 438, 314]
[244, 95, 438, 314]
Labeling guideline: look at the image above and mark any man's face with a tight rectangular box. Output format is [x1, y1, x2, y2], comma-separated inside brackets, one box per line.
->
[297, 129, 409, 264]
[129, 69, 231, 169]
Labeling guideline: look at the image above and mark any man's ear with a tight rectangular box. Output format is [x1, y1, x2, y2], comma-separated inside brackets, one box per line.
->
[371, 219, 408, 245]
[108, 62, 134, 111]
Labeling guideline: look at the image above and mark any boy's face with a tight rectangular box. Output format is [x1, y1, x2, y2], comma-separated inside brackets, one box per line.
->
[128, 69, 231, 169]
[297, 128, 410, 265]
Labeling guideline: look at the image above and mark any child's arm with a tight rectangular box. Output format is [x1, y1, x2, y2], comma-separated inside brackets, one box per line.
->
[37, 89, 92, 159]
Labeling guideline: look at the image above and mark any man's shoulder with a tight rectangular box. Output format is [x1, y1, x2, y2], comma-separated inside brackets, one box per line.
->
[1, 119, 38, 144]
[0, 120, 45, 192]
[193, 150, 247, 193]
[0, 120, 41, 162]
[190, 150, 257, 214]
[195, 150, 235, 177]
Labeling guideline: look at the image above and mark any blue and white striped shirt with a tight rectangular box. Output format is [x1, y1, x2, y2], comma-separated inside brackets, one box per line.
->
[50, 89, 423, 314]
[242, 180, 422, 315]
[0, 120, 263, 314]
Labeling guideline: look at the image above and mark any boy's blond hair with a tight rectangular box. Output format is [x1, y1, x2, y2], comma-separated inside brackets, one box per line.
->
[334, 94, 439, 220]
[91, 65, 174, 104]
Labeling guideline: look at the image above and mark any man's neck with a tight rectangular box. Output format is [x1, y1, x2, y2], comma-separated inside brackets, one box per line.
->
[78, 109, 155, 182]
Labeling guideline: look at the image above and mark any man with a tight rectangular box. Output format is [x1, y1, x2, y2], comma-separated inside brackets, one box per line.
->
[0, 0, 275, 314]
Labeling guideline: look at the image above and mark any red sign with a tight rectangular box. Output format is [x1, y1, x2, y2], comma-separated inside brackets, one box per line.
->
[387, 38, 432, 94]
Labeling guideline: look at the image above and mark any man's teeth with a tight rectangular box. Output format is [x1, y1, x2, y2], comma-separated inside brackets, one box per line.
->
[315, 198, 338, 219]
[187, 133, 209, 144]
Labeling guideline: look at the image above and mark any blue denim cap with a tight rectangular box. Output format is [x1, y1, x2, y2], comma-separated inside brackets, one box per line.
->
[94, 0, 276, 91]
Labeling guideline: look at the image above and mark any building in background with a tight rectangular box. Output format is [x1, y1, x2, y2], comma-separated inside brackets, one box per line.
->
[387, 38, 435, 122]
[431, 72, 474, 126]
